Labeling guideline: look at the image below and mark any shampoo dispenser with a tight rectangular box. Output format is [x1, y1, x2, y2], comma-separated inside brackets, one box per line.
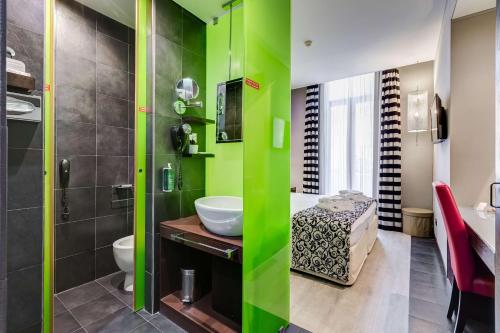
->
[162, 163, 175, 192]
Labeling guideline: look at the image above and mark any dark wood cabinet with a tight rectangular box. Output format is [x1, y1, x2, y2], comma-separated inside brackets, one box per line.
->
[159, 216, 242, 333]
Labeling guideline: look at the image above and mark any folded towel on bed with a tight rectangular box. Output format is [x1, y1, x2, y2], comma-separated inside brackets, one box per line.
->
[317, 193, 372, 212]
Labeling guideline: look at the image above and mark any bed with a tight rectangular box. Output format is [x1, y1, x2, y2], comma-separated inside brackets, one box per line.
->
[291, 192, 378, 285]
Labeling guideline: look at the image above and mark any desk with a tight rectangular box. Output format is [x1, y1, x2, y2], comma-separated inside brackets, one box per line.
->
[459, 207, 495, 274]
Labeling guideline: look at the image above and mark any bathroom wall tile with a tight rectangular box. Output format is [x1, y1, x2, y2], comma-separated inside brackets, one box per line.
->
[55, 155, 96, 189]
[144, 272, 152, 313]
[7, 148, 43, 210]
[180, 158, 205, 191]
[7, 120, 43, 149]
[96, 63, 129, 100]
[96, 186, 127, 217]
[56, 12, 96, 62]
[146, 153, 152, 193]
[6, 265, 42, 332]
[128, 129, 135, 157]
[7, 0, 44, 33]
[129, 73, 135, 102]
[56, 120, 96, 156]
[56, 85, 96, 124]
[127, 211, 134, 235]
[97, 156, 128, 186]
[155, 35, 182, 117]
[156, 0, 182, 44]
[55, 187, 95, 224]
[56, 219, 96, 259]
[128, 101, 135, 129]
[97, 32, 129, 71]
[182, 10, 206, 57]
[97, 93, 129, 128]
[56, 0, 97, 30]
[7, 207, 43, 272]
[154, 115, 181, 156]
[97, 125, 129, 156]
[95, 246, 120, 278]
[55, 251, 95, 293]
[6, 23, 44, 92]
[145, 232, 153, 273]
[95, 214, 128, 248]
[97, 13, 129, 43]
[129, 40, 135, 74]
[181, 189, 205, 217]
[146, 114, 153, 154]
[56, 51, 96, 92]
[154, 191, 180, 226]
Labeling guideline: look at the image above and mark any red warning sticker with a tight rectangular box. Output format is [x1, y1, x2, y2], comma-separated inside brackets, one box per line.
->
[245, 78, 260, 90]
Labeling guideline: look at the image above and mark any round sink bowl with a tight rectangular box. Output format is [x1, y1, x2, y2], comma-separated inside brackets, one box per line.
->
[194, 196, 243, 236]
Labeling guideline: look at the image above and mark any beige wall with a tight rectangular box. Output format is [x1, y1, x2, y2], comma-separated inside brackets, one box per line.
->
[399, 61, 435, 210]
[433, 0, 455, 264]
[450, 10, 495, 207]
[291, 88, 307, 192]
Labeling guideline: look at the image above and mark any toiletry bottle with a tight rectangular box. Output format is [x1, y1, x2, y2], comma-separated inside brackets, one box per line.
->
[162, 163, 175, 192]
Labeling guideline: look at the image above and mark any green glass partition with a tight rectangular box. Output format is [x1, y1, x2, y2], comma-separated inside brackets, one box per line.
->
[242, 0, 291, 331]
[43, 0, 55, 331]
[134, 0, 151, 311]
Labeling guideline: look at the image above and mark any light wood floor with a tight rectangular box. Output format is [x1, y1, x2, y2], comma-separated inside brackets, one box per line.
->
[290, 230, 411, 333]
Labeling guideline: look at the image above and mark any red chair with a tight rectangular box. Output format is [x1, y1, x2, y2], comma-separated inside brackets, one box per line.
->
[433, 182, 494, 333]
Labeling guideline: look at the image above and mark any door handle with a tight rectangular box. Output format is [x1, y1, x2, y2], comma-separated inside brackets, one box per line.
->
[489, 182, 500, 208]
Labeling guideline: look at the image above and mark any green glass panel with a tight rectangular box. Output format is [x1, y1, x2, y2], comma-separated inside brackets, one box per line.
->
[206, 7, 244, 197]
[134, 0, 151, 311]
[43, 0, 55, 331]
[242, 0, 291, 332]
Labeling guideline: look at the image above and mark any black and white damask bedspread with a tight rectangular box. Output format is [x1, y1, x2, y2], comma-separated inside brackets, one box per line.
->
[291, 196, 375, 283]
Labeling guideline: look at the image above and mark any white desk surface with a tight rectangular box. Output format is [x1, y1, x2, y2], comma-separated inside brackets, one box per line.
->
[459, 206, 495, 253]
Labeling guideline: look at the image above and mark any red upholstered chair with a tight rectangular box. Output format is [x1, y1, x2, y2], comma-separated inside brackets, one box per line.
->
[433, 181, 494, 333]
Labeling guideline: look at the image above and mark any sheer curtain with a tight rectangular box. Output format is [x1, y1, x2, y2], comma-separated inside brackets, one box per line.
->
[320, 73, 377, 197]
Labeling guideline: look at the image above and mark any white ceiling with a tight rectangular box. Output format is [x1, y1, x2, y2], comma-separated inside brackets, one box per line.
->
[75, 0, 135, 28]
[453, 0, 495, 18]
[292, 0, 447, 88]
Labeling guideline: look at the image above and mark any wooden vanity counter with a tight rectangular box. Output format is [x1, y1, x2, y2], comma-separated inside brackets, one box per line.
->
[159, 215, 243, 333]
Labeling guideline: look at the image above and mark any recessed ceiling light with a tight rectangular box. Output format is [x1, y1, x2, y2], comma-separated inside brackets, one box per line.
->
[304, 40, 312, 47]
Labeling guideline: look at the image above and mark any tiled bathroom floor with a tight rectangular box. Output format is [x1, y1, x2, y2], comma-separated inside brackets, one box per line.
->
[54, 272, 186, 333]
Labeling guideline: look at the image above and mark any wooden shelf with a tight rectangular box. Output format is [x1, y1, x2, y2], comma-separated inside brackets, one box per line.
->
[183, 152, 215, 158]
[7, 72, 35, 92]
[182, 115, 215, 124]
[160, 291, 241, 333]
[161, 215, 242, 263]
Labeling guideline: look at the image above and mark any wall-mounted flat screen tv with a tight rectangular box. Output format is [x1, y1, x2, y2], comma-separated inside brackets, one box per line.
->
[430, 93, 448, 144]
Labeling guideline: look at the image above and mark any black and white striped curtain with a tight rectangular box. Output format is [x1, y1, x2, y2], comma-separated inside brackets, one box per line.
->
[378, 69, 402, 230]
[303, 85, 320, 194]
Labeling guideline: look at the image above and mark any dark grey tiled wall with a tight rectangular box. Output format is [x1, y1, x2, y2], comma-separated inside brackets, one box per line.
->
[6, 0, 44, 331]
[147, 0, 206, 312]
[54, 0, 135, 293]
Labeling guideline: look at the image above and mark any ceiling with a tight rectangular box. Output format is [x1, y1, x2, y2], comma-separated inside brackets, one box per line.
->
[453, 0, 495, 18]
[75, 0, 135, 28]
[74, 0, 452, 89]
[292, 0, 447, 88]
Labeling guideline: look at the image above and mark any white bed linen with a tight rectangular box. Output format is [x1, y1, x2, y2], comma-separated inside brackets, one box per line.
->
[291, 192, 378, 285]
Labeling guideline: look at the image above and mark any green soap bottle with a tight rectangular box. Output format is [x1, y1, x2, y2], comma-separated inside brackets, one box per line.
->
[162, 163, 175, 192]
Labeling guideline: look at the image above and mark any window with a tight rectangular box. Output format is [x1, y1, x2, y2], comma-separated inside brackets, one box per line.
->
[320, 73, 378, 197]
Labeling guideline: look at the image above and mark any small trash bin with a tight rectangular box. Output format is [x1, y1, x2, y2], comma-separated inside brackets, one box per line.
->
[402, 208, 434, 237]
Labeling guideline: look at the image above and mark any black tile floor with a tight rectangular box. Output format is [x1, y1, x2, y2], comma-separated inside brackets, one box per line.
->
[54, 271, 186, 333]
[409, 237, 494, 333]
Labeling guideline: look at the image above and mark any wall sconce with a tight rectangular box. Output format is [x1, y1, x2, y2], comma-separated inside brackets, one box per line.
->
[407, 90, 428, 133]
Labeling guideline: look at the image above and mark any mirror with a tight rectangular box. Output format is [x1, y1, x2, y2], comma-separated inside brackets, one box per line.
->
[176, 78, 199, 101]
[217, 78, 243, 143]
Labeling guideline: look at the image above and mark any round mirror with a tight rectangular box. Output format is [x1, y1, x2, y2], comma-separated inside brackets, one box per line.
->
[176, 78, 199, 101]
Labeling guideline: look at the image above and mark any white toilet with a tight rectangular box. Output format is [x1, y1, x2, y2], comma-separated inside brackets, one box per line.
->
[113, 235, 134, 292]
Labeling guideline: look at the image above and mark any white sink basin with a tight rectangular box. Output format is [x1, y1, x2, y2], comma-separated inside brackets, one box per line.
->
[194, 196, 243, 236]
